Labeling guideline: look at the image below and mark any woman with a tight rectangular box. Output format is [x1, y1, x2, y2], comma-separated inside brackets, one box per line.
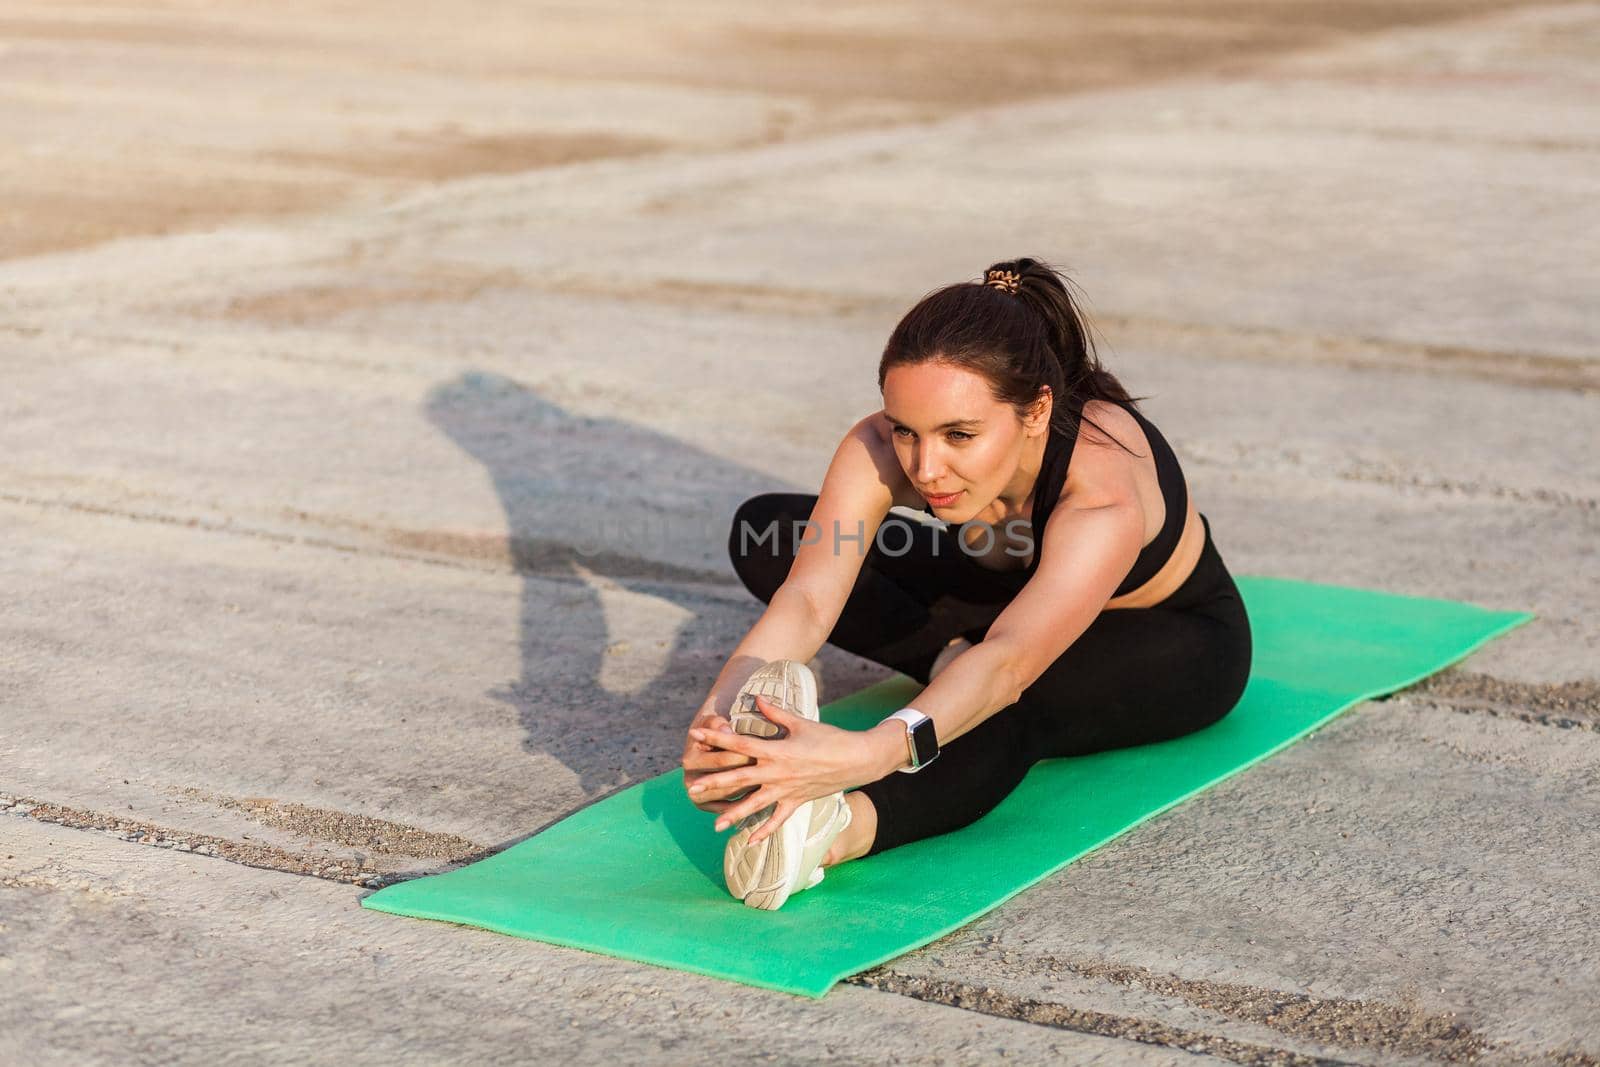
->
[681, 257, 1253, 910]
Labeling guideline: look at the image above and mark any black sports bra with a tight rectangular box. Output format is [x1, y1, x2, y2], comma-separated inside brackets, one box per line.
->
[922, 399, 1188, 596]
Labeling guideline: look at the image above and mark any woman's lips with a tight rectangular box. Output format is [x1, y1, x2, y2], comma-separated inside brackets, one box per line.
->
[923, 489, 962, 507]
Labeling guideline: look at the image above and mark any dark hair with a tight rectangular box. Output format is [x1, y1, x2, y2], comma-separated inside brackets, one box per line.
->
[877, 257, 1147, 455]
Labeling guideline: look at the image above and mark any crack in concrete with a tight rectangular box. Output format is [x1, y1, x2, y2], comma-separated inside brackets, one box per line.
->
[1334, 460, 1596, 512]
[847, 968, 1360, 1066]
[1, 793, 397, 888]
[0, 489, 490, 574]
[1177, 113, 1600, 156]
[532, 271, 886, 319]
[1184, 441, 1596, 512]
[1006, 951, 1486, 1062]
[204, 267, 887, 324]
[283, 502, 738, 586]
[1396, 670, 1600, 732]
[0, 321, 420, 375]
[887, 949, 1600, 1065]
[1430, 701, 1600, 735]
[0, 870, 130, 901]
[1098, 312, 1599, 396]
[0, 488, 737, 586]
[175, 788, 484, 861]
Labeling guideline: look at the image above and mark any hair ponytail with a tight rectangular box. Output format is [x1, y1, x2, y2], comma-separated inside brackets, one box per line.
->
[878, 256, 1146, 452]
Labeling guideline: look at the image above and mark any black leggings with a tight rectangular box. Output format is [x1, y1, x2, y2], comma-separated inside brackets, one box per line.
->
[726, 493, 1253, 856]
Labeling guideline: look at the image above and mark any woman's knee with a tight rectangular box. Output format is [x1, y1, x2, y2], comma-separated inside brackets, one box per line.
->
[1212, 623, 1253, 723]
[727, 492, 815, 602]
[1172, 623, 1253, 735]
[1196, 598, 1252, 726]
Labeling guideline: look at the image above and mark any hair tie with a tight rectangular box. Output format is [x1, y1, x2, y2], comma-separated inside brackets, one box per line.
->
[985, 269, 1021, 295]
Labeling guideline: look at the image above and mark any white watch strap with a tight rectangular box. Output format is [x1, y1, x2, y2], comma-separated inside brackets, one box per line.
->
[884, 707, 929, 772]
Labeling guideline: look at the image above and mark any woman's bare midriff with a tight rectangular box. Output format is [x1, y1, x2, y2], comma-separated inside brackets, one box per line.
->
[1100, 496, 1203, 609]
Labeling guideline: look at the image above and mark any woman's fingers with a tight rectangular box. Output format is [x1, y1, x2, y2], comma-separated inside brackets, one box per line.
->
[682, 714, 738, 759]
[684, 767, 744, 811]
[746, 799, 800, 845]
[692, 713, 733, 735]
[688, 726, 768, 760]
[713, 785, 782, 832]
[751, 694, 807, 733]
[689, 760, 773, 801]
[681, 746, 751, 772]
[684, 762, 763, 804]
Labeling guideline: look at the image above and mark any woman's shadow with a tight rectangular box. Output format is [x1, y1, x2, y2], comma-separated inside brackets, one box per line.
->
[423, 370, 804, 882]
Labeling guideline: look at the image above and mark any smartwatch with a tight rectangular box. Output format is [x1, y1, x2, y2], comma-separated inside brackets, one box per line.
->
[884, 707, 939, 773]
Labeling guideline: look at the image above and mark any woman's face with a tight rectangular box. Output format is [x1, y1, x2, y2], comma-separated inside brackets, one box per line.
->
[881, 361, 1046, 521]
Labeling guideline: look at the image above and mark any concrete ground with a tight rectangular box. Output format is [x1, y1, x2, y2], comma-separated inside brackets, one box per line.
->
[2, 1, 1597, 1063]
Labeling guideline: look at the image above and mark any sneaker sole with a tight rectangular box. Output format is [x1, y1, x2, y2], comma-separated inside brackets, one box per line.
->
[722, 660, 819, 910]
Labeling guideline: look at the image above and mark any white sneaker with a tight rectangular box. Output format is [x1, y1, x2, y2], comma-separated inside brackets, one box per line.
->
[930, 636, 972, 681]
[721, 660, 852, 910]
[794, 790, 853, 893]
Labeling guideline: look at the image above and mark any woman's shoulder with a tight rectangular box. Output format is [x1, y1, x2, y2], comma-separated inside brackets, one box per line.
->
[1061, 399, 1152, 504]
[1072, 398, 1162, 466]
[843, 411, 924, 511]
[1075, 398, 1143, 449]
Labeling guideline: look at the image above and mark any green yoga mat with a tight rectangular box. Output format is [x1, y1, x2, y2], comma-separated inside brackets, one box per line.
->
[362, 576, 1531, 997]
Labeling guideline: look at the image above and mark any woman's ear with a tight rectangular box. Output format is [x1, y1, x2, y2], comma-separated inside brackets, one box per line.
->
[1027, 385, 1053, 432]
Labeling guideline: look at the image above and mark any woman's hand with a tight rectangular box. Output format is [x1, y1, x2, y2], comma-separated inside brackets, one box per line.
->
[681, 706, 753, 814]
[687, 694, 892, 844]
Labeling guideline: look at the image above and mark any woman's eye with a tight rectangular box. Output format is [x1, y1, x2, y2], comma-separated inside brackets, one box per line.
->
[891, 426, 970, 441]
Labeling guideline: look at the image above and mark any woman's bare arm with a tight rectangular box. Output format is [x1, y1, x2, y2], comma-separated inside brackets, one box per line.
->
[693, 584, 831, 723]
[683, 414, 901, 805]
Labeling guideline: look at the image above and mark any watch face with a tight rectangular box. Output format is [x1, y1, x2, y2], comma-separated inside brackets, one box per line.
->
[910, 718, 939, 766]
